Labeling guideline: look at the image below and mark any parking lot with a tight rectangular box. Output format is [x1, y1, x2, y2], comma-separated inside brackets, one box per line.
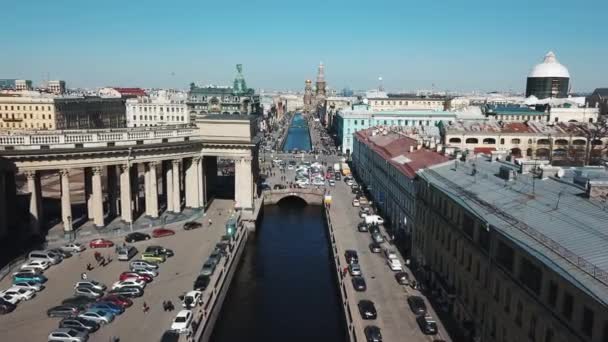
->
[0, 199, 233, 342]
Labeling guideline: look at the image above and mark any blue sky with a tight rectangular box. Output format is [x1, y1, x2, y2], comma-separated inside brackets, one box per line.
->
[2, 0, 607, 92]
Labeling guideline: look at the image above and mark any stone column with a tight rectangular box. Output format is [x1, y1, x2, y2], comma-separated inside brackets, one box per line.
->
[185, 157, 199, 208]
[235, 157, 253, 210]
[91, 167, 104, 227]
[165, 161, 174, 212]
[197, 156, 205, 208]
[60, 169, 73, 232]
[120, 164, 132, 223]
[26, 171, 42, 234]
[107, 165, 118, 217]
[145, 162, 159, 218]
[130, 165, 140, 215]
[172, 159, 181, 213]
[84, 167, 94, 220]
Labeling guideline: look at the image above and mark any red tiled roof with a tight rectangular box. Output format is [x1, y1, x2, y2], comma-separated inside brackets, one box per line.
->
[355, 128, 450, 179]
[112, 88, 147, 96]
[473, 147, 496, 154]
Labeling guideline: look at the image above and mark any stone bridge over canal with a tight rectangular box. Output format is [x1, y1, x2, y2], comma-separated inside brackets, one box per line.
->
[262, 188, 324, 205]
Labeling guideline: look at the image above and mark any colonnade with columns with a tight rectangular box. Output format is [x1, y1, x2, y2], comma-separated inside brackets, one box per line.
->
[0, 154, 254, 238]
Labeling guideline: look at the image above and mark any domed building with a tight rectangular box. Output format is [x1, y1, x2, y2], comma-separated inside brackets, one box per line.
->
[525, 51, 570, 99]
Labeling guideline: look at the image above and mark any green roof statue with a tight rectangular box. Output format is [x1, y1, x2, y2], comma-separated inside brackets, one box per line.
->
[233, 64, 248, 94]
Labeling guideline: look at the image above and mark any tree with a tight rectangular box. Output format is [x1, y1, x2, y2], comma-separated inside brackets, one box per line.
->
[583, 117, 608, 165]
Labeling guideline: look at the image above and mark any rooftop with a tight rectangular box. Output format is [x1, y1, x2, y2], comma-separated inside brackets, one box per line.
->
[485, 105, 545, 116]
[355, 128, 449, 178]
[338, 108, 457, 118]
[445, 120, 598, 136]
[419, 158, 608, 303]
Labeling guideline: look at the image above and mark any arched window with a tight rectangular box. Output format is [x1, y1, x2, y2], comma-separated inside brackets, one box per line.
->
[483, 138, 496, 144]
[511, 139, 521, 144]
[465, 138, 478, 144]
[449, 138, 461, 143]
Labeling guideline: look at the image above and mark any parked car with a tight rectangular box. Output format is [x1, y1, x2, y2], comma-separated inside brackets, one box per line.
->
[112, 279, 146, 290]
[416, 315, 438, 335]
[348, 263, 362, 276]
[73, 287, 103, 299]
[48, 248, 72, 259]
[141, 252, 166, 264]
[89, 302, 124, 315]
[0, 287, 36, 301]
[182, 290, 203, 309]
[119, 272, 152, 283]
[0, 293, 21, 305]
[62, 296, 96, 308]
[28, 250, 61, 265]
[386, 259, 403, 271]
[108, 286, 143, 298]
[145, 245, 174, 257]
[395, 272, 410, 285]
[152, 228, 175, 238]
[117, 246, 138, 261]
[183, 221, 203, 230]
[47, 328, 89, 342]
[0, 300, 16, 315]
[344, 250, 358, 264]
[160, 330, 180, 342]
[12, 272, 47, 284]
[351, 276, 367, 292]
[88, 239, 114, 249]
[59, 317, 100, 333]
[200, 260, 217, 276]
[372, 233, 384, 244]
[78, 309, 114, 325]
[124, 232, 151, 243]
[130, 260, 159, 270]
[357, 222, 369, 232]
[61, 243, 85, 253]
[47, 305, 80, 318]
[358, 300, 377, 320]
[98, 295, 133, 308]
[369, 243, 382, 253]
[130, 267, 158, 278]
[193, 275, 210, 291]
[74, 281, 106, 292]
[364, 325, 383, 342]
[407, 296, 428, 316]
[352, 199, 360, 207]
[12, 280, 44, 292]
[171, 310, 193, 334]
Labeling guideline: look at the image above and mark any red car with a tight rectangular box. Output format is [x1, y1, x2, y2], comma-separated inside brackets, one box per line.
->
[98, 295, 133, 308]
[89, 238, 114, 248]
[119, 272, 153, 283]
[152, 228, 175, 238]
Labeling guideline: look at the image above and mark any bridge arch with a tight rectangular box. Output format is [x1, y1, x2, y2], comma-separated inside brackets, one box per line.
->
[276, 195, 308, 206]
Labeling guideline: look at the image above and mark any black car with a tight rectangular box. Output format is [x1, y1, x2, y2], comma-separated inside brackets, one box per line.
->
[145, 245, 175, 257]
[108, 286, 143, 298]
[407, 296, 427, 316]
[125, 232, 151, 243]
[194, 275, 210, 291]
[395, 272, 410, 285]
[0, 300, 16, 315]
[358, 300, 377, 320]
[351, 276, 367, 292]
[369, 243, 381, 253]
[357, 222, 369, 232]
[416, 315, 438, 335]
[62, 296, 97, 308]
[183, 221, 203, 230]
[59, 317, 100, 332]
[161, 330, 181, 342]
[364, 325, 383, 342]
[344, 250, 358, 264]
[47, 305, 80, 318]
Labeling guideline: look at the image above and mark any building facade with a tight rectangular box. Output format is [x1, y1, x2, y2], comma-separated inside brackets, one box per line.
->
[54, 96, 126, 130]
[587, 88, 608, 117]
[415, 158, 608, 342]
[526, 51, 570, 99]
[15, 80, 33, 91]
[0, 79, 16, 90]
[303, 80, 313, 112]
[126, 90, 188, 127]
[324, 96, 356, 129]
[188, 64, 260, 118]
[335, 104, 454, 154]
[368, 94, 447, 112]
[0, 95, 56, 129]
[47, 80, 66, 94]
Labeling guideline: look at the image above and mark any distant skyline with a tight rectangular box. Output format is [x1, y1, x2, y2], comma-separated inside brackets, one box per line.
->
[2, 0, 607, 93]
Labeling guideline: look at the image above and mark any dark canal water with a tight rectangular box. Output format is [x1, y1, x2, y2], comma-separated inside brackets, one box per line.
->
[282, 113, 312, 152]
[211, 202, 347, 342]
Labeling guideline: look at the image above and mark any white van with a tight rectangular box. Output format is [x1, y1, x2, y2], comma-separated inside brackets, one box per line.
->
[28, 251, 61, 265]
[117, 246, 138, 261]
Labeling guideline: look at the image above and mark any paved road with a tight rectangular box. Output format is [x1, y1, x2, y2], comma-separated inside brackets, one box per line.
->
[0, 199, 235, 342]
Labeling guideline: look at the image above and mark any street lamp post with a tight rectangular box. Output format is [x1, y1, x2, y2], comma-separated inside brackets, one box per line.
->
[127, 147, 133, 232]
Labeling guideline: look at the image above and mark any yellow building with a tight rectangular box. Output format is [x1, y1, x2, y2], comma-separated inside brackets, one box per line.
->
[0, 95, 56, 130]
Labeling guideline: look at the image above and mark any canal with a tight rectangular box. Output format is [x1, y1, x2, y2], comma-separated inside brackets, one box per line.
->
[282, 113, 312, 152]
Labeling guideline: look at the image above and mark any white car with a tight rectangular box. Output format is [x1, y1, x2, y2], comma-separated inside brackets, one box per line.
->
[171, 309, 193, 334]
[61, 243, 86, 253]
[329, 180, 335, 187]
[182, 290, 203, 308]
[387, 259, 403, 271]
[1, 287, 36, 301]
[112, 279, 146, 290]
[352, 199, 360, 207]
[20, 260, 50, 272]
[48, 328, 89, 342]
[0, 293, 21, 305]
[74, 281, 106, 292]
[12, 281, 44, 292]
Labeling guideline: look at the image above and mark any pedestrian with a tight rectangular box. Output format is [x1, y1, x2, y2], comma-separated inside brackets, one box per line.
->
[208, 218, 213, 226]
[81, 272, 87, 280]
[143, 302, 149, 313]
[86, 263, 93, 271]
[162, 301, 168, 311]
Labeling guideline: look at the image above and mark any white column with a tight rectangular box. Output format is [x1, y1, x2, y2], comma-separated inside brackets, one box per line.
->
[165, 162, 174, 212]
[60, 169, 73, 232]
[91, 167, 104, 227]
[197, 156, 205, 208]
[172, 159, 181, 213]
[84, 167, 94, 220]
[235, 157, 253, 210]
[26, 171, 41, 233]
[185, 157, 199, 208]
[145, 162, 159, 218]
[120, 164, 132, 223]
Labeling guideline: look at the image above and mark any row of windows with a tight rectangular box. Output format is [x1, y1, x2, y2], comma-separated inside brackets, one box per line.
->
[0, 122, 52, 129]
[0, 113, 53, 120]
[133, 115, 186, 122]
[449, 137, 604, 146]
[350, 119, 437, 127]
[2, 105, 53, 111]
[497, 114, 547, 121]
[129, 106, 185, 113]
[373, 100, 443, 106]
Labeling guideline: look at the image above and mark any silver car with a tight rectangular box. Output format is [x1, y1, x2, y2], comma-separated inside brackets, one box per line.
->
[78, 309, 114, 325]
[130, 267, 158, 277]
[74, 287, 103, 299]
[129, 260, 159, 270]
[47, 328, 88, 342]
[349, 263, 362, 276]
